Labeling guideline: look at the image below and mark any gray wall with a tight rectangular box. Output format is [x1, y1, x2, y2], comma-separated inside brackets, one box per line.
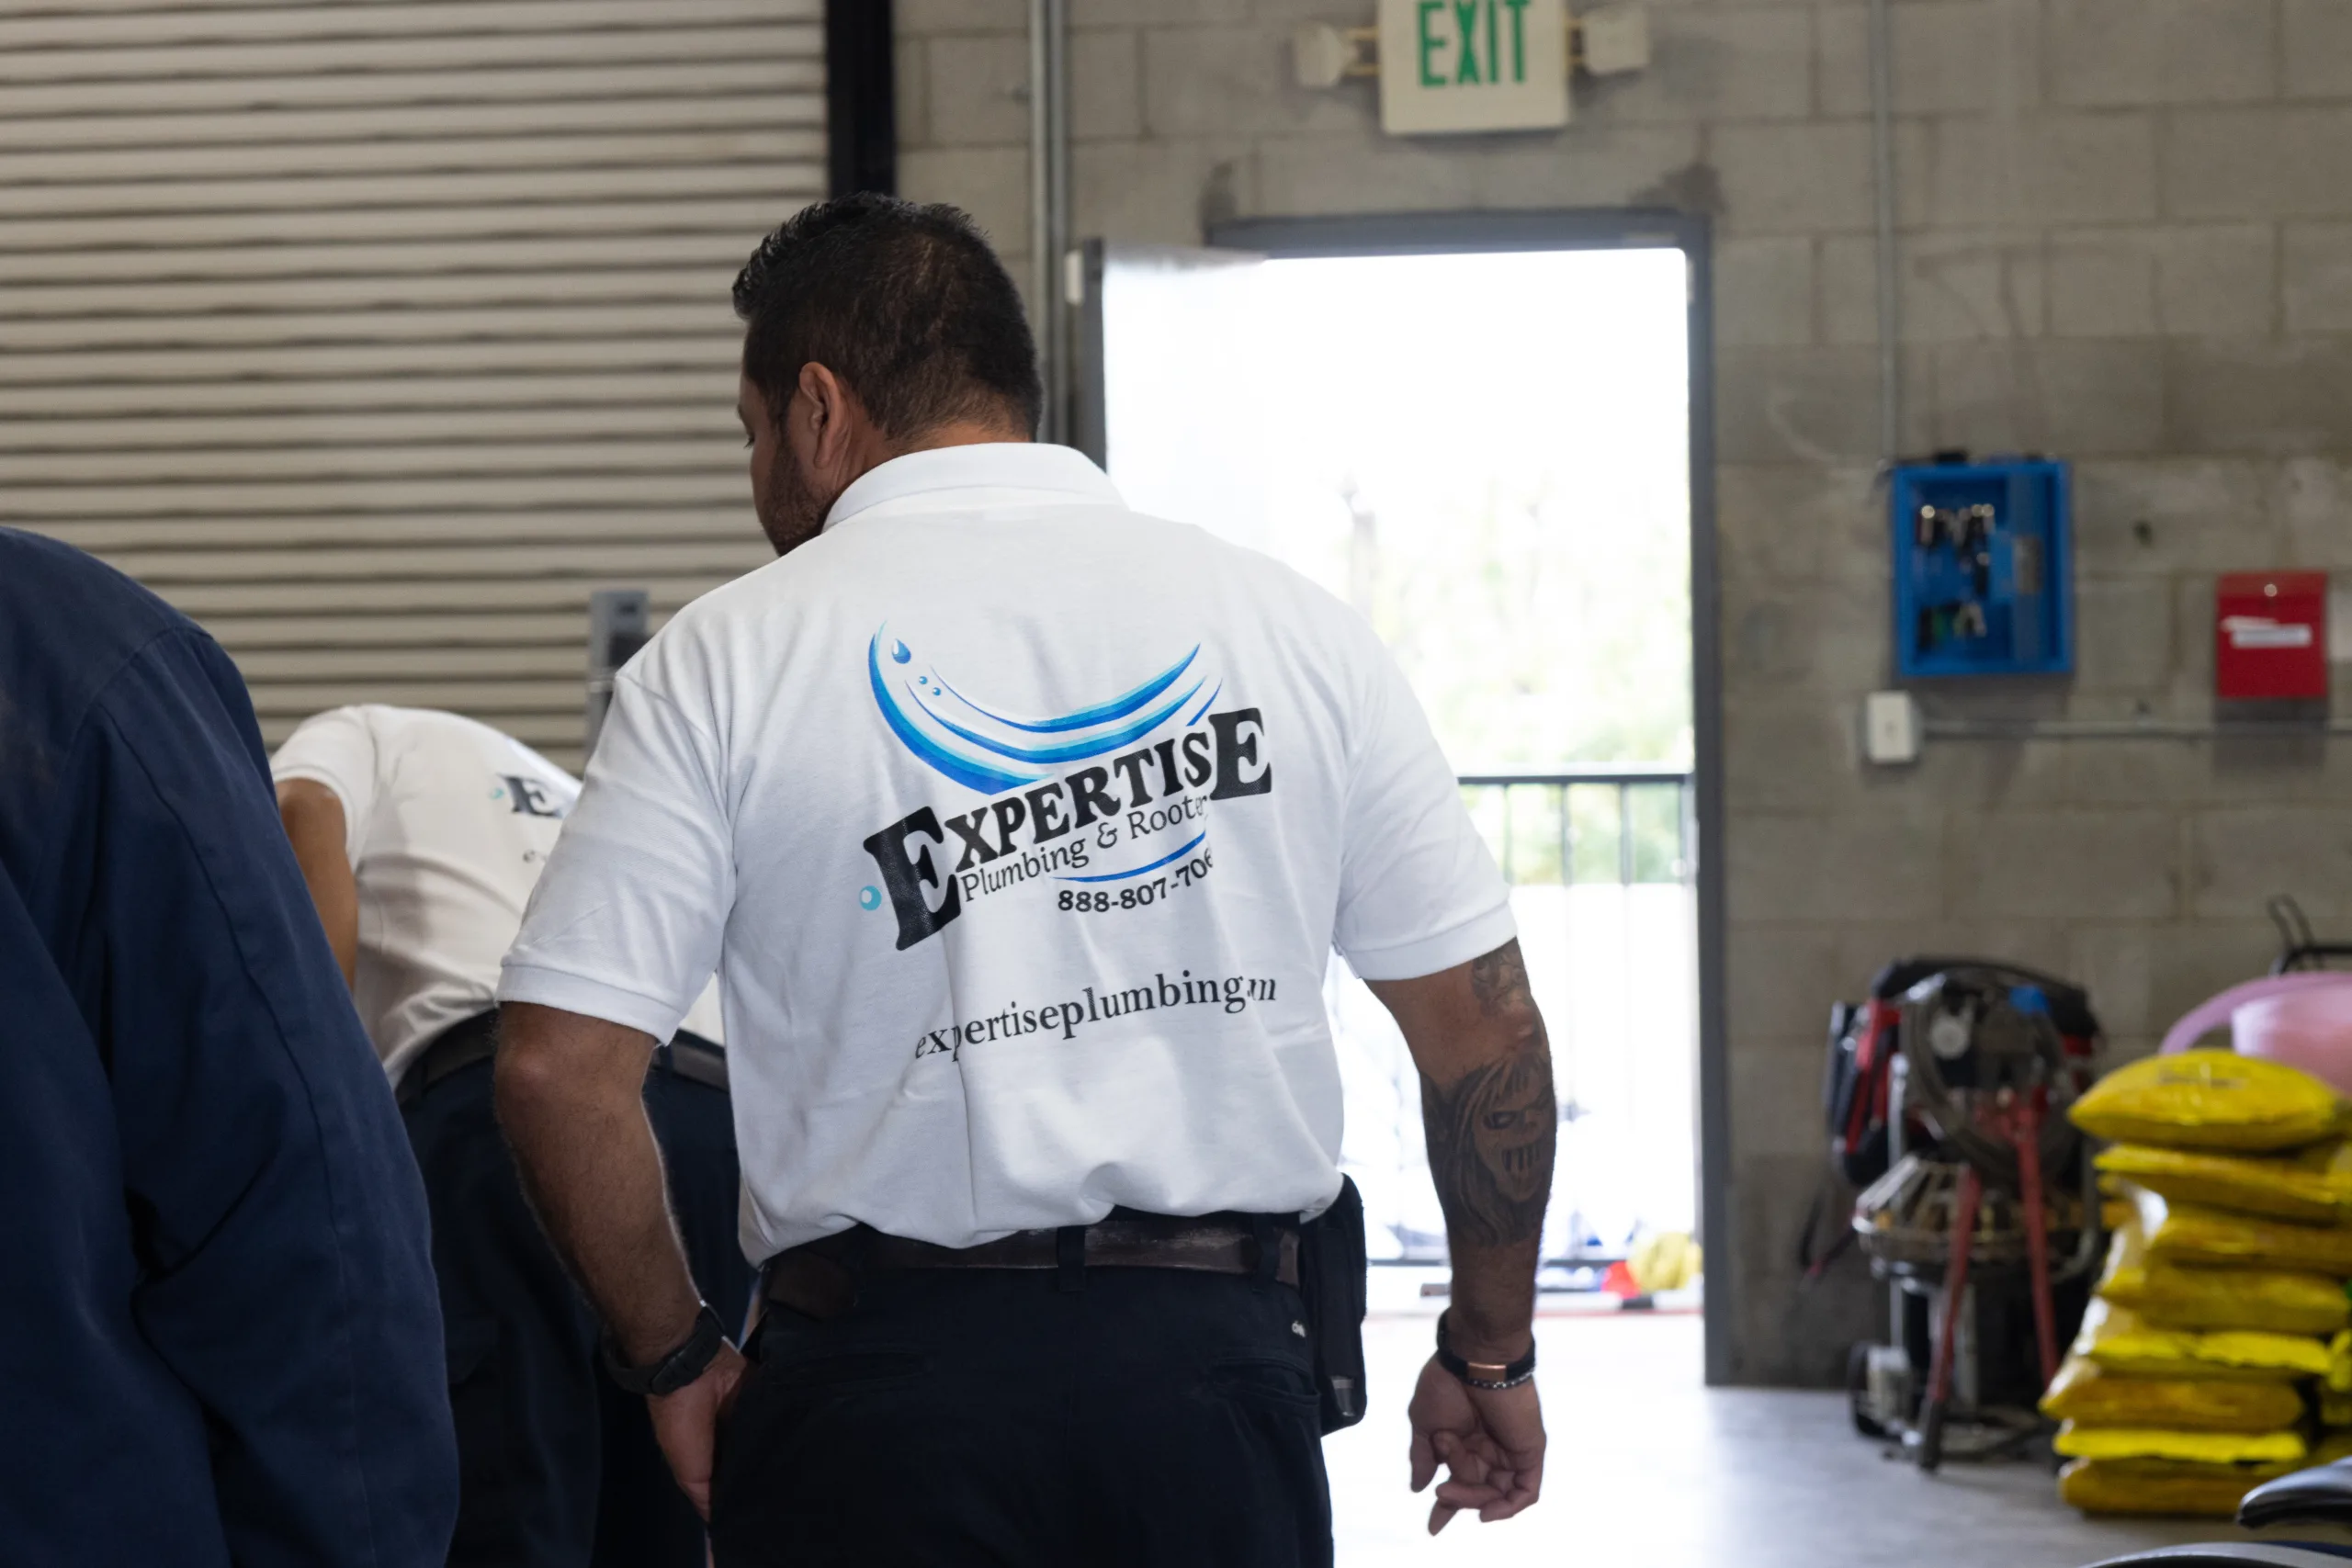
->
[897, 0, 2352, 1385]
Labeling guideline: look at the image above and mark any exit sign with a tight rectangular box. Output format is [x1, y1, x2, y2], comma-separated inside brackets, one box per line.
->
[1378, 0, 1569, 136]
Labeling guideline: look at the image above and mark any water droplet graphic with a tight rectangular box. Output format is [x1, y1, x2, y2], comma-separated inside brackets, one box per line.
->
[891, 640, 911, 664]
[858, 886, 883, 911]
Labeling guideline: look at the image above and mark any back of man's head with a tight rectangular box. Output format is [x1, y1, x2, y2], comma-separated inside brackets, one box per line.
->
[732, 195, 1042, 442]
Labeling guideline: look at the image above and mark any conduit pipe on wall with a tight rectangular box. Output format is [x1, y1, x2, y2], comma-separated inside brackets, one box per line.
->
[1869, 0, 1901, 458]
[1028, 0, 1072, 443]
[1924, 718, 2352, 740]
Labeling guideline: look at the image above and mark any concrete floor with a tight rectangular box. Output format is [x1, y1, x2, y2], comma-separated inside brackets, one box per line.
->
[1324, 1295, 2317, 1568]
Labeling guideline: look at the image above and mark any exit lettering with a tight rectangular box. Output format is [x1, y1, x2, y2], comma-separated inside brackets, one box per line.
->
[1377, 0, 1568, 136]
[1416, 0, 1533, 88]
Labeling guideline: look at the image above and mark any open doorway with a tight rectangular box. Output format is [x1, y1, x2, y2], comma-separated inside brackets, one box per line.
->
[1071, 210, 1724, 1371]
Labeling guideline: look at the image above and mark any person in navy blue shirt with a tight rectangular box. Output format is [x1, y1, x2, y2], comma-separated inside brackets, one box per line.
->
[0, 528, 458, 1566]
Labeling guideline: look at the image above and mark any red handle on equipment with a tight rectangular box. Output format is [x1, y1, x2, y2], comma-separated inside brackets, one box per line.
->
[1928, 1165, 1982, 1410]
[2012, 1100, 2059, 1387]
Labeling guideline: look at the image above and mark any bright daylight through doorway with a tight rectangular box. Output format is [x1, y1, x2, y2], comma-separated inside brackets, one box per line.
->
[1098, 241, 1700, 1288]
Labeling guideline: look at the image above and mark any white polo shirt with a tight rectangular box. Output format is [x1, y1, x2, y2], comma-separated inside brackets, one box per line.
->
[498, 443, 1513, 1260]
[273, 705, 721, 1081]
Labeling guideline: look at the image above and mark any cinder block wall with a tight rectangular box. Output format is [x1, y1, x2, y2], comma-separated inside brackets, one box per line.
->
[897, 0, 2352, 1385]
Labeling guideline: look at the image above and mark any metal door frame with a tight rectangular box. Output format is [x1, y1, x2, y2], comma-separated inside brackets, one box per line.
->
[825, 0, 897, 197]
[1071, 209, 1730, 1385]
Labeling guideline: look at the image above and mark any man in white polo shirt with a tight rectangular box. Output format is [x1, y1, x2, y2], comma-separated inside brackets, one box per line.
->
[494, 195, 1556, 1567]
[271, 705, 747, 1568]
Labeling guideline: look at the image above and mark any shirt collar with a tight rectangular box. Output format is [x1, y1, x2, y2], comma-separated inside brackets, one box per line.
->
[824, 443, 1124, 532]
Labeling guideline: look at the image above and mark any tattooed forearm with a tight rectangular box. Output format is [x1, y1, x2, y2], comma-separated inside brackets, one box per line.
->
[1420, 942, 1557, 1249]
[1468, 940, 1536, 1018]
[1420, 1045, 1555, 1247]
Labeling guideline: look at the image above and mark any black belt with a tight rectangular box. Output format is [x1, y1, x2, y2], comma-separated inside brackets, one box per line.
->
[763, 1213, 1301, 1322]
[394, 1009, 728, 1109]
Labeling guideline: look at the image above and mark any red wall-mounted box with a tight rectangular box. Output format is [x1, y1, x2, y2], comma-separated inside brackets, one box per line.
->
[2216, 572, 2329, 702]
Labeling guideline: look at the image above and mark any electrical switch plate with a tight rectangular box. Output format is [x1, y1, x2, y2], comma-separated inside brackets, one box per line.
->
[1864, 690, 1921, 766]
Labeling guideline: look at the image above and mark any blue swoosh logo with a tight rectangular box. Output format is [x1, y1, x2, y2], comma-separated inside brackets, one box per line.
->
[868, 635, 1042, 795]
[937, 646, 1199, 735]
[922, 679, 1204, 767]
[1061, 831, 1208, 884]
[871, 626, 1215, 793]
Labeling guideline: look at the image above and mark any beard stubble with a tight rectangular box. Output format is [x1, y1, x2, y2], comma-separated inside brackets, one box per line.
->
[758, 444, 838, 558]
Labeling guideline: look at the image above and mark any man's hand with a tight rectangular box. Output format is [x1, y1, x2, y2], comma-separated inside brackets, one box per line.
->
[1407, 1355, 1545, 1534]
[1370, 941, 1555, 1529]
[496, 1004, 719, 1506]
[646, 1342, 749, 1520]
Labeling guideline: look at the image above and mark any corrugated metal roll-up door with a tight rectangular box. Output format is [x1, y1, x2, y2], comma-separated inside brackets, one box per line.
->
[0, 0, 824, 769]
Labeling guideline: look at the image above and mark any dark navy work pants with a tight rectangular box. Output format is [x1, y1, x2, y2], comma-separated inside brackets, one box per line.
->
[404, 1045, 754, 1568]
[709, 1264, 1334, 1567]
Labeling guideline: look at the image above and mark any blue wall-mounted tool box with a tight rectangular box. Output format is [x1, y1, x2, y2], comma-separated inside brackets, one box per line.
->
[1889, 457, 2073, 679]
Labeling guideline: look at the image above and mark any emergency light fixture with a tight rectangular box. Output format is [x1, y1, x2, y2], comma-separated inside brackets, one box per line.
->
[1291, 3, 1651, 136]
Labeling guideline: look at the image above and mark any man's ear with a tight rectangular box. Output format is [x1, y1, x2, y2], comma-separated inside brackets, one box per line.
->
[796, 362, 857, 469]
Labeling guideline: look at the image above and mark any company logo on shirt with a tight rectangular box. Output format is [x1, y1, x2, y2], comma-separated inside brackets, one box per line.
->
[860, 626, 1273, 951]
[495, 773, 566, 819]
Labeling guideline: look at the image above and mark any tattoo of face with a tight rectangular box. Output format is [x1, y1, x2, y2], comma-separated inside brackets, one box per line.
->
[1422, 942, 1556, 1248]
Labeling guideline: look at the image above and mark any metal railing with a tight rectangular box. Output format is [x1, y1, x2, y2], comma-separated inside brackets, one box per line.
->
[1342, 767, 1699, 1271]
[1447, 765, 1698, 1278]
[1456, 765, 1694, 890]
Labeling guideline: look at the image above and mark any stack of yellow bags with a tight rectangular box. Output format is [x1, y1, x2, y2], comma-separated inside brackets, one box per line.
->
[2049, 1053, 2352, 1516]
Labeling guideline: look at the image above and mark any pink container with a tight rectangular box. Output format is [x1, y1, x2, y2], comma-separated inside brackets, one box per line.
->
[2160, 973, 2352, 1099]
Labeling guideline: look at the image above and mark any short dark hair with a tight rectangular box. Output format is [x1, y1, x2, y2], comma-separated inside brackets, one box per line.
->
[732, 194, 1043, 440]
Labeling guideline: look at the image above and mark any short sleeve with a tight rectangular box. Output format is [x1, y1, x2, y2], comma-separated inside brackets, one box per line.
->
[1331, 635, 1516, 982]
[677, 977, 726, 1047]
[269, 706, 379, 863]
[497, 666, 733, 1040]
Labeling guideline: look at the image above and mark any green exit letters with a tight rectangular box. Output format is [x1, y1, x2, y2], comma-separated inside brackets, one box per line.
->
[1377, 0, 1569, 135]
[1418, 0, 1534, 87]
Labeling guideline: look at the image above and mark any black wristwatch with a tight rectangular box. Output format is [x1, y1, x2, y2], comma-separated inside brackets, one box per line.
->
[1434, 1310, 1537, 1391]
[602, 1304, 730, 1397]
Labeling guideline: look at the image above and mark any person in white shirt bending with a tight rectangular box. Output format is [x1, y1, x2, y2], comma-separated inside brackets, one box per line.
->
[272, 705, 746, 1568]
[495, 194, 1555, 1568]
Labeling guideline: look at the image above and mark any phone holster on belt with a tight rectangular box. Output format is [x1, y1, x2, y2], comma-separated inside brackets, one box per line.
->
[1296, 1175, 1370, 1434]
